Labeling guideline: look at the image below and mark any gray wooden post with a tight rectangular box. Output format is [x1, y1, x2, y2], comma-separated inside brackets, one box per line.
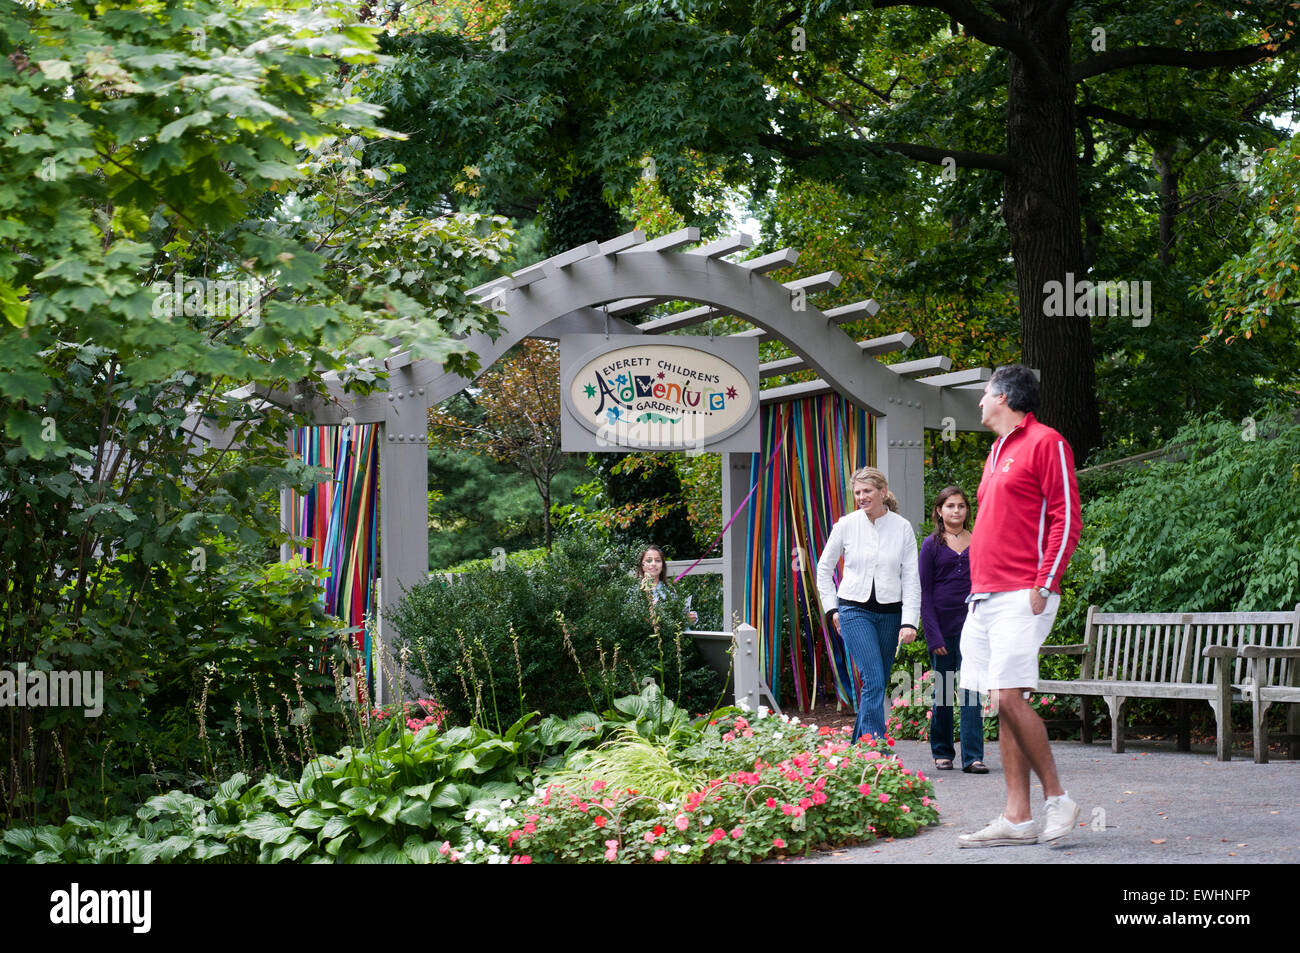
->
[721, 451, 751, 632]
[376, 364, 432, 706]
[878, 401, 926, 528]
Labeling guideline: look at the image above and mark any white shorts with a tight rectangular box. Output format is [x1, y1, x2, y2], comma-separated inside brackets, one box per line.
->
[959, 589, 1060, 693]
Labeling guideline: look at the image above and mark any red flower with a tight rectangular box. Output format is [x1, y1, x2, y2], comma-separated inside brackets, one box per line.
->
[772, 838, 786, 849]
[510, 855, 532, 864]
[653, 825, 666, 836]
[593, 815, 607, 828]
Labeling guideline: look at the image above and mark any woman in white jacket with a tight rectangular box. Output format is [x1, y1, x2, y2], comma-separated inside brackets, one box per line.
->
[816, 466, 921, 744]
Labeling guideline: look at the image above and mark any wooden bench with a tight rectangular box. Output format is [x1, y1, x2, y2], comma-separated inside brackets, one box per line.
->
[1240, 641, 1300, 763]
[1038, 605, 1300, 761]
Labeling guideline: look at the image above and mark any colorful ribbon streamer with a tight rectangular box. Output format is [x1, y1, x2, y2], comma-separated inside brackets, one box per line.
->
[286, 424, 380, 698]
[743, 396, 874, 711]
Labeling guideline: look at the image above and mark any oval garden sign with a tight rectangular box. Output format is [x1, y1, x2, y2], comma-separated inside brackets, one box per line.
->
[559, 334, 760, 453]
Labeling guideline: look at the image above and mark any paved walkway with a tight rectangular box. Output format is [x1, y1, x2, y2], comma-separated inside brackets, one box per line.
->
[786, 738, 1300, 864]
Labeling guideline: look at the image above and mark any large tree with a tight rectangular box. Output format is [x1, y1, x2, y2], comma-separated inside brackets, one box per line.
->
[372, 0, 1299, 459]
[719, 0, 1300, 457]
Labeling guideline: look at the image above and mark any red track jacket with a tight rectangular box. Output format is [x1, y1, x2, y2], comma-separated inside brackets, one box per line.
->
[970, 412, 1082, 594]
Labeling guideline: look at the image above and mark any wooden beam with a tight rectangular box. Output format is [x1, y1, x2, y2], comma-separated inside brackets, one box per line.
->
[738, 248, 799, 274]
[917, 367, 992, 388]
[888, 356, 953, 378]
[784, 270, 842, 294]
[759, 379, 834, 404]
[618, 227, 701, 254]
[687, 232, 754, 258]
[598, 229, 645, 253]
[729, 299, 884, 340]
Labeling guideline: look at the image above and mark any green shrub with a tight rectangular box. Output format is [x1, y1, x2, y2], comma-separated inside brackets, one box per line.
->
[1057, 408, 1300, 641]
[389, 535, 727, 727]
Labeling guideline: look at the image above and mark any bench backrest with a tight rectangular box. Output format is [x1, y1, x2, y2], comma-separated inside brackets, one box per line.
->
[1084, 605, 1300, 685]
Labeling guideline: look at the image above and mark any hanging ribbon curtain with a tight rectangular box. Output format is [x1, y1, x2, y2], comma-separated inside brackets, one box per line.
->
[287, 424, 380, 696]
[743, 395, 874, 711]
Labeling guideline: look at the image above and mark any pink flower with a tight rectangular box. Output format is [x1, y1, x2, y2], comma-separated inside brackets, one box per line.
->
[798, 797, 813, 810]
[604, 839, 619, 862]
[781, 803, 794, 816]
[812, 791, 827, 806]
[921, 796, 932, 806]
[439, 841, 451, 856]
[878, 793, 891, 803]
[772, 838, 786, 849]
[735, 717, 749, 730]
[653, 849, 668, 862]
[508, 830, 522, 848]
[742, 729, 754, 738]
[706, 828, 727, 845]
[901, 805, 911, 813]
[765, 797, 777, 808]
[858, 784, 871, 796]
[730, 827, 743, 840]
[722, 731, 736, 742]
[643, 831, 657, 843]
[511, 855, 531, 864]
[591, 780, 607, 792]
[674, 813, 690, 831]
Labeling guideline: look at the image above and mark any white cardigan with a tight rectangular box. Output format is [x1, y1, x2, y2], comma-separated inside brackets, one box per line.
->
[816, 509, 921, 629]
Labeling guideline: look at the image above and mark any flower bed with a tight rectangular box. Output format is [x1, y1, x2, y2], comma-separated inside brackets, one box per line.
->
[463, 711, 940, 863]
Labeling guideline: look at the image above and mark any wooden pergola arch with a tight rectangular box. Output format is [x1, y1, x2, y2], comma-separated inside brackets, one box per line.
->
[191, 227, 989, 701]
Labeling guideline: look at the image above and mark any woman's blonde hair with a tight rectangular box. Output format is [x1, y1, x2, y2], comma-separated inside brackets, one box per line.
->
[850, 466, 899, 512]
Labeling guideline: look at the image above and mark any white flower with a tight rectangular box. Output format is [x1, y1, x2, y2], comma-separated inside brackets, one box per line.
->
[757, 706, 770, 720]
[484, 820, 500, 833]
[675, 844, 691, 854]
[500, 798, 515, 809]
[475, 839, 485, 852]
[828, 756, 841, 767]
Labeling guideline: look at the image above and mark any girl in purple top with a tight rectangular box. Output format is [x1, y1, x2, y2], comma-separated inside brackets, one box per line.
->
[919, 487, 987, 773]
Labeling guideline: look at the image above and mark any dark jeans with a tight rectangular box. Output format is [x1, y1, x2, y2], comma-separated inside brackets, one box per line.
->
[839, 604, 901, 744]
[930, 637, 984, 767]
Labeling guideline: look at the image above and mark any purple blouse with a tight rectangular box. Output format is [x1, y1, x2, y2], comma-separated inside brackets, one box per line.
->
[918, 534, 972, 652]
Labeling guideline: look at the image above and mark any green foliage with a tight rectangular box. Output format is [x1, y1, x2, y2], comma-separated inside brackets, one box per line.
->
[1203, 136, 1300, 345]
[1056, 409, 1300, 641]
[389, 535, 726, 727]
[427, 442, 589, 569]
[0, 0, 511, 825]
[0, 711, 542, 864]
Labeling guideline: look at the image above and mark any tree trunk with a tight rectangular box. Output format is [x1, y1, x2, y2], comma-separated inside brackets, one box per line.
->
[541, 483, 552, 551]
[1003, 1, 1102, 460]
[1155, 143, 1179, 265]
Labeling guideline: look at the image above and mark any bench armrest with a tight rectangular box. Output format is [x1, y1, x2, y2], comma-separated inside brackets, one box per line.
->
[1202, 646, 1237, 660]
[1039, 643, 1087, 657]
[1240, 645, 1300, 660]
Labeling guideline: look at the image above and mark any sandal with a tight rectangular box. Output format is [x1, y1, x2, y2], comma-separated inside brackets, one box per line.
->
[934, 759, 954, 770]
[963, 761, 989, 774]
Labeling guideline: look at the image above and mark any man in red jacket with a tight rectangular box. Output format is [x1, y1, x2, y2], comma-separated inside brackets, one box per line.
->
[957, 364, 1083, 848]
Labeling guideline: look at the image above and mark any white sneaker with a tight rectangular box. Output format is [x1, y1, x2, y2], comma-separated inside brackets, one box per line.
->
[957, 815, 1038, 849]
[1039, 794, 1079, 843]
